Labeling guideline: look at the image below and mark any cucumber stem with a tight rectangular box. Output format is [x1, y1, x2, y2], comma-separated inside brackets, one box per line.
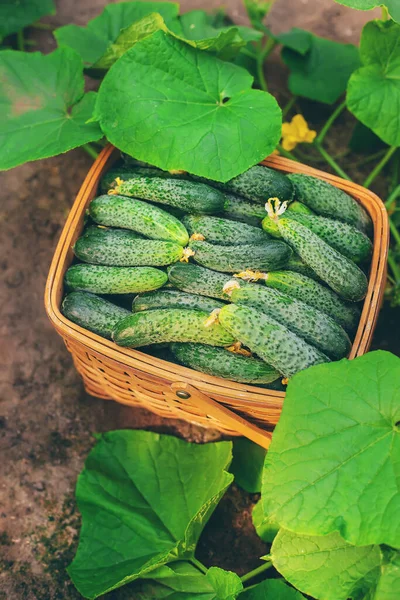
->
[314, 143, 352, 181]
[386, 185, 400, 209]
[389, 219, 400, 247]
[240, 559, 273, 584]
[363, 146, 397, 188]
[81, 143, 99, 160]
[277, 144, 299, 162]
[316, 100, 347, 146]
[190, 558, 208, 575]
[31, 21, 54, 31]
[282, 96, 297, 118]
[388, 252, 400, 283]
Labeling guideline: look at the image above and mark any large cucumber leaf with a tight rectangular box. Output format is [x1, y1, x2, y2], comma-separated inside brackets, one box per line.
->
[347, 19, 400, 147]
[230, 438, 266, 493]
[334, 1, 400, 22]
[0, 0, 55, 41]
[281, 30, 360, 104]
[0, 48, 102, 171]
[54, 1, 180, 67]
[262, 351, 400, 547]
[252, 500, 279, 544]
[67, 430, 233, 599]
[271, 530, 385, 600]
[94, 30, 281, 182]
[240, 578, 306, 600]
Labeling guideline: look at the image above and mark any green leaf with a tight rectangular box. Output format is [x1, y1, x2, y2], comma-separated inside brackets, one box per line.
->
[252, 501, 279, 544]
[0, 0, 55, 40]
[230, 438, 266, 493]
[275, 28, 312, 55]
[347, 19, 400, 147]
[243, 1, 275, 28]
[54, 1, 180, 66]
[95, 30, 282, 183]
[271, 530, 382, 600]
[262, 351, 400, 547]
[0, 48, 102, 171]
[349, 121, 387, 154]
[334, 1, 400, 23]
[282, 32, 361, 104]
[206, 567, 243, 599]
[68, 430, 233, 599]
[240, 578, 306, 600]
[374, 548, 400, 599]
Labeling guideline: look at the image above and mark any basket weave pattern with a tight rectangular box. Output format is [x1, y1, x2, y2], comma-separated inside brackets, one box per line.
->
[45, 145, 389, 434]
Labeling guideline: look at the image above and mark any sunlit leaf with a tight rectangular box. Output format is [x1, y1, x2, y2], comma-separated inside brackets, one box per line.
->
[334, 1, 400, 22]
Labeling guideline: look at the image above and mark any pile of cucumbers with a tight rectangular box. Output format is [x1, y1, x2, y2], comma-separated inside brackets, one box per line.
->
[62, 158, 372, 388]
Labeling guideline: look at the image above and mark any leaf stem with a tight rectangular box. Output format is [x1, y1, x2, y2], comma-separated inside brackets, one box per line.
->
[240, 559, 273, 584]
[17, 29, 25, 51]
[390, 219, 400, 247]
[363, 146, 397, 188]
[81, 143, 99, 160]
[190, 558, 208, 575]
[31, 21, 54, 31]
[282, 96, 297, 118]
[316, 100, 346, 146]
[350, 148, 387, 168]
[388, 252, 400, 282]
[314, 143, 352, 180]
[277, 144, 299, 162]
[386, 185, 400, 209]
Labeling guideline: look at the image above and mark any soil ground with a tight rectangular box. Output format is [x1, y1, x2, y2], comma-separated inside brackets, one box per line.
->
[0, 1, 397, 599]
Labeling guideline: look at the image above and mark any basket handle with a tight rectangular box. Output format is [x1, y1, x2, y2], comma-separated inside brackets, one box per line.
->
[170, 382, 272, 450]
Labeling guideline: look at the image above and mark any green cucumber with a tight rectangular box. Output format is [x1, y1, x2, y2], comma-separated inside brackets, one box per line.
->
[196, 165, 294, 204]
[132, 290, 225, 313]
[112, 309, 235, 348]
[229, 283, 351, 359]
[61, 291, 130, 339]
[89, 194, 189, 246]
[74, 226, 183, 266]
[285, 254, 320, 281]
[262, 212, 372, 264]
[287, 201, 314, 215]
[263, 270, 361, 333]
[101, 167, 170, 192]
[223, 193, 266, 226]
[170, 343, 280, 384]
[219, 304, 330, 379]
[277, 218, 368, 301]
[65, 264, 167, 294]
[182, 215, 269, 245]
[189, 240, 292, 273]
[167, 263, 233, 300]
[288, 173, 371, 234]
[113, 176, 225, 214]
[262, 202, 312, 237]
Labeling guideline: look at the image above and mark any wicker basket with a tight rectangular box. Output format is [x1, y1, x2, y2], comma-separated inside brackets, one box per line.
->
[45, 145, 389, 445]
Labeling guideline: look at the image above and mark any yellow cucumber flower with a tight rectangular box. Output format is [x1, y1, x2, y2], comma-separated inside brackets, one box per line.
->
[281, 114, 317, 151]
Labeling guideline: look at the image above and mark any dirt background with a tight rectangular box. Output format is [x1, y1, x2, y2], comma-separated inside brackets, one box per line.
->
[1, 1, 397, 599]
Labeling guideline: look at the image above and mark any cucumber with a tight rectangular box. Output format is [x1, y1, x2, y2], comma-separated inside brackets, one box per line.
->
[167, 263, 233, 300]
[132, 290, 225, 313]
[223, 193, 266, 226]
[285, 254, 320, 281]
[263, 270, 361, 333]
[182, 215, 270, 245]
[262, 202, 313, 237]
[196, 165, 294, 204]
[277, 218, 368, 301]
[112, 176, 225, 214]
[89, 195, 189, 246]
[189, 240, 292, 273]
[112, 309, 235, 348]
[262, 212, 372, 264]
[74, 226, 183, 267]
[219, 304, 330, 379]
[61, 291, 130, 339]
[170, 343, 280, 384]
[101, 167, 170, 192]
[229, 283, 351, 359]
[288, 173, 371, 234]
[287, 201, 314, 215]
[65, 264, 167, 294]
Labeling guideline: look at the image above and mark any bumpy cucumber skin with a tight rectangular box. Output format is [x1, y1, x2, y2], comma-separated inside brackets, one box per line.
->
[219, 304, 330, 379]
[278, 218, 368, 301]
[195, 166, 294, 204]
[264, 270, 361, 333]
[167, 263, 233, 300]
[223, 193, 266, 226]
[170, 343, 280, 384]
[262, 202, 313, 238]
[61, 292, 130, 339]
[132, 290, 225, 313]
[189, 240, 292, 273]
[112, 309, 235, 348]
[65, 264, 168, 294]
[89, 195, 189, 246]
[182, 215, 270, 245]
[231, 284, 350, 359]
[287, 201, 314, 215]
[116, 176, 225, 214]
[74, 226, 183, 267]
[285, 255, 320, 281]
[288, 173, 371, 234]
[101, 167, 170, 192]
